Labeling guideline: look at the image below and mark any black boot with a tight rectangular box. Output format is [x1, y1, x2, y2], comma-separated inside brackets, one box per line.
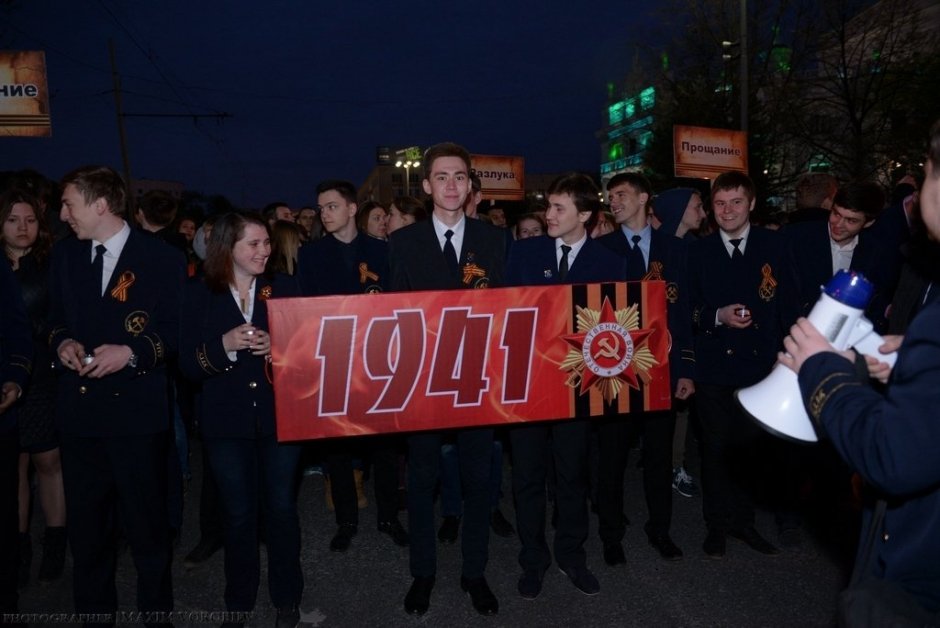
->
[18, 532, 31, 588]
[38, 526, 67, 582]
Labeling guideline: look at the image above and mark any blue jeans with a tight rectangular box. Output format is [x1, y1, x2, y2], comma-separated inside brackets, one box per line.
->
[205, 433, 303, 612]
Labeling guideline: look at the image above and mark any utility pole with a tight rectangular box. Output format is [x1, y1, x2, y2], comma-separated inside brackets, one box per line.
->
[740, 0, 748, 134]
[109, 39, 134, 214]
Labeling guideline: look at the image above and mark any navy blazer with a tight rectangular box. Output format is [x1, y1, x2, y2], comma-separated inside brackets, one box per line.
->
[598, 227, 695, 383]
[389, 218, 508, 291]
[0, 260, 33, 434]
[688, 226, 800, 388]
[297, 232, 389, 296]
[179, 273, 298, 439]
[784, 221, 897, 333]
[48, 229, 184, 437]
[505, 235, 623, 286]
[798, 301, 940, 611]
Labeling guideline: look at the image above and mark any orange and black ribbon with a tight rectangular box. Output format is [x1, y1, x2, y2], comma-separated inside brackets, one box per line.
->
[110, 271, 135, 302]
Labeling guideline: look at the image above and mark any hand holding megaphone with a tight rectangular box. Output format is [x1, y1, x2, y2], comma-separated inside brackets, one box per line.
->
[736, 270, 897, 443]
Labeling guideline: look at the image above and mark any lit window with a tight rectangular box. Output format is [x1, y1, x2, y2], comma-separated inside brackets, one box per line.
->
[608, 102, 624, 125]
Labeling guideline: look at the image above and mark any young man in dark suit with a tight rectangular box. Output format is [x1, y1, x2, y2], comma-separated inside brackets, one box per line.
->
[595, 173, 695, 565]
[687, 171, 799, 559]
[505, 173, 623, 600]
[388, 142, 508, 617]
[50, 166, 183, 625]
[296, 179, 407, 552]
[786, 181, 896, 333]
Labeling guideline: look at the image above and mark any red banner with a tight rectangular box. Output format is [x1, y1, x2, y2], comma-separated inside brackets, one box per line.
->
[269, 281, 671, 441]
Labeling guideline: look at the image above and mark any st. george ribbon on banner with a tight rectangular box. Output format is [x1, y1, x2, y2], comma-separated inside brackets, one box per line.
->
[268, 281, 671, 441]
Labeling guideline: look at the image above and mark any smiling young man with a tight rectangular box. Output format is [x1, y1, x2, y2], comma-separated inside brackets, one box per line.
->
[295, 180, 406, 554]
[687, 171, 799, 560]
[388, 142, 509, 617]
[50, 165, 183, 624]
[595, 172, 696, 566]
[504, 173, 623, 600]
[785, 181, 895, 332]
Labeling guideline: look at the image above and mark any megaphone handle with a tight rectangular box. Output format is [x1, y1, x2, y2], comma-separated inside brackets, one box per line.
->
[852, 330, 898, 368]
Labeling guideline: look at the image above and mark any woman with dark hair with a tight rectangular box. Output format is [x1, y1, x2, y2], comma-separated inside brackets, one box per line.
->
[179, 212, 302, 626]
[357, 201, 389, 240]
[387, 196, 427, 234]
[1, 189, 66, 586]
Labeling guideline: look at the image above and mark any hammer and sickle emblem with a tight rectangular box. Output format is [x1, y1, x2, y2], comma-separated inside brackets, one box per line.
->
[593, 335, 621, 360]
[125, 310, 148, 336]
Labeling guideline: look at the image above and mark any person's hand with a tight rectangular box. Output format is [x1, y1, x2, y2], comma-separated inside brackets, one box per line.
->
[778, 317, 852, 374]
[79, 344, 134, 378]
[222, 323, 259, 353]
[247, 329, 271, 357]
[57, 338, 87, 371]
[674, 377, 695, 400]
[863, 335, 902, 384]
[717, 304, 753, 329]
[0, 382, 22, 414]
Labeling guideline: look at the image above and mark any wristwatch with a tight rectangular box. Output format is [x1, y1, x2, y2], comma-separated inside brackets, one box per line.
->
[127, 352, 139, 369]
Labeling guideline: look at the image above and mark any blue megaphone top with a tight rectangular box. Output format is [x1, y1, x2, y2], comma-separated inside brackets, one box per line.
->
[822, 269, 874, 309]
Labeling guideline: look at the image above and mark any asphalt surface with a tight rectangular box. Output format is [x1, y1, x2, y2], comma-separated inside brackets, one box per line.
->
[17, 436, 852, 627]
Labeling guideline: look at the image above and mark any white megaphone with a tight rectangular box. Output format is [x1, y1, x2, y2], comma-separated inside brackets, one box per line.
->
[736, 270, 897, 443]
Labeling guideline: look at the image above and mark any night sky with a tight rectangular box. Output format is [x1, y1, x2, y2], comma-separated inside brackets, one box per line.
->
[2, 1, 656, 208]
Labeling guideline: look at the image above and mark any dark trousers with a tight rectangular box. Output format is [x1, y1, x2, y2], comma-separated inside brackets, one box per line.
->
[407, 428, 493, 579]
[0, 430, 19, 614]
[60, 432, 174, 618]
[440, 438, 504, 516]
[597, 410, 675, 543]
[695, 383, 764, 532]
[328, 435, 402, 526]
[205, 433, 302, 612]
[511, 419, 590, 572]
[197, 441, 223, 542]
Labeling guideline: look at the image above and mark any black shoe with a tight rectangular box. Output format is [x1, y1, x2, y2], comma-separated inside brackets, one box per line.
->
[648, 533, 683, 561]
[517, 569, 545, 600]
[274, 604, 300, 628]
[378, 519, 409, 547]
[559, 565, 600, 595]
[38, 526, 68, 582]
[183, 536, 223, 569]
[778, 525, 802, 549]
[404, 576, 434, 615]
[703, 529, 726, 559]
[460, 576, 499, 615]
[729, 526, 780, 555]
[603, 542, 626, 567]
[329, 524, 357, 552]
[490, 509, 515, 538]
[437, 516, 459, 544]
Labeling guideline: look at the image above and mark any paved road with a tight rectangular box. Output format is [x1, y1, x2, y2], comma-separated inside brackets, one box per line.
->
[17, 438, 851, 627]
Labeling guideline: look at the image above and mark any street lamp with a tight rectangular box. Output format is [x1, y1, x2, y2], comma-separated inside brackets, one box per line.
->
[395, 159, 421, 196]
[395, 145, 423, 196]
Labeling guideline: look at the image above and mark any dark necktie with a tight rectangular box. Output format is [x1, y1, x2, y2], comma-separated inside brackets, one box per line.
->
[730, 238, 744, 260]
[558, 244, 571, 281]
[626, 234, 645, 279]
[92, 243, 106, 296]
[443, 229, 459, 280]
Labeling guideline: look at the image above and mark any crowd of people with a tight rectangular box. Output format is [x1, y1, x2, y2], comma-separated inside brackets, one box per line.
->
[1, 124, 939, 627]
